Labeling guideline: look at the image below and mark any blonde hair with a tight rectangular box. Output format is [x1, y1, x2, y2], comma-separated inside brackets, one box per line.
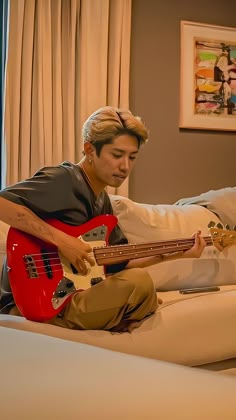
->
[82, 106, 149, 150]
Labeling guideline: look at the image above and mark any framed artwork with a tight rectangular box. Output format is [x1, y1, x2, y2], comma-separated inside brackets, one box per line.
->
[179, 20, 236, 131]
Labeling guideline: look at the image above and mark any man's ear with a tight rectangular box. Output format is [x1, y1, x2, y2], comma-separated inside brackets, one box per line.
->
[84, 142, 95, 160]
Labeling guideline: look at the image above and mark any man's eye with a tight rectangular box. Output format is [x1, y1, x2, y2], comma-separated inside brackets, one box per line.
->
[129, 156, 136, 161]
[112, 154, 122, 158]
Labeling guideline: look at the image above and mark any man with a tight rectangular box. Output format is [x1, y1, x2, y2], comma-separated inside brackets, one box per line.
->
[0, 107, 206, 331]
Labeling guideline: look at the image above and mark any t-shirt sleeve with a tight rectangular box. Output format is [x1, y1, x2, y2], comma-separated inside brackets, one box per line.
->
[0, 166, 76, 217]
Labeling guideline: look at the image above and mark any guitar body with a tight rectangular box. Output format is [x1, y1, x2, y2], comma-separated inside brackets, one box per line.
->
[6, 215, 117, 322]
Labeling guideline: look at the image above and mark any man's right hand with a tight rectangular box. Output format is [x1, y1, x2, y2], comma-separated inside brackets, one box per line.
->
[57, 233, 95, 275]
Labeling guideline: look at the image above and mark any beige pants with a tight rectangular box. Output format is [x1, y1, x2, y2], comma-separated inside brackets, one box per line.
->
[49, 268, 158, 331]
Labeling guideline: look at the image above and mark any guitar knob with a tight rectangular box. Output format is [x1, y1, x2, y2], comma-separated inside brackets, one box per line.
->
[66, 280, 74, 288]
[91, 277, 103, 286]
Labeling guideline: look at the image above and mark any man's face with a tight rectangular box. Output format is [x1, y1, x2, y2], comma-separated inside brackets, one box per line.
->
[92, 134, 139, 188]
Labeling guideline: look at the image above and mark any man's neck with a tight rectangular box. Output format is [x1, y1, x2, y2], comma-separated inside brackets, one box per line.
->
[78, 159, 105, 197]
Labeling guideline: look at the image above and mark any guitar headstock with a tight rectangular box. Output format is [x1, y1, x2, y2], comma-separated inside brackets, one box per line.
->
[208, 221, 236, 249]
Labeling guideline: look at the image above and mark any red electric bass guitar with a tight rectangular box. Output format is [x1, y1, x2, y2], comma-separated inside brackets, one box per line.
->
[6, 215, 236, 322]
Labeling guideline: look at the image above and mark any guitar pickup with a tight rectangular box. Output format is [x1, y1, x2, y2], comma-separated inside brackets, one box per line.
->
[41, 249, 53, 279]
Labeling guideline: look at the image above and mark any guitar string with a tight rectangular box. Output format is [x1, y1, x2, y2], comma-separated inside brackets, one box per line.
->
[23, 242, 199, 262]
[22, 236, 214, 259]
[22, 236, 234, 262]
[21, 237, 235, 276]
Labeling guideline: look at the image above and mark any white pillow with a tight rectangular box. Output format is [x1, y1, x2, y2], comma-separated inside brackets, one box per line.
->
[175, 187, 236, 226]
[110, 195, 236, 289]
[110, 195, 221, 242]
[147, 246, 236, 290]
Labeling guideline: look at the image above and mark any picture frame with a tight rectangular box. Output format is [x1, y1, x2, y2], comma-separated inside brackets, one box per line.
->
[179, 20, 236, 131]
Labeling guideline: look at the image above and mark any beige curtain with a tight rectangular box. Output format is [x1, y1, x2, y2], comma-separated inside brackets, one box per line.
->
[3, 0, 132, 196]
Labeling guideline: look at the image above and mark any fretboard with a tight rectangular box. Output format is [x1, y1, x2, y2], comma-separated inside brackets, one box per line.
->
[93, 236, 213, 265]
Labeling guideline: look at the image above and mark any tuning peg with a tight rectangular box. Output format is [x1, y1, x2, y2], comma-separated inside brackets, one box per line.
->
[208, 221, 216, 228]
[216, 223, 223, 229]
[225, 224, 230, 230]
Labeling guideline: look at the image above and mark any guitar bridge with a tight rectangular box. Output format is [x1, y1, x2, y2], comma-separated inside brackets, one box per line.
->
[24, 255, 38, 278]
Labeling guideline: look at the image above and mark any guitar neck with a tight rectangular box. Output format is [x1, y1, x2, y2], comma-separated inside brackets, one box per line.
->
[93, 236, 213, 265]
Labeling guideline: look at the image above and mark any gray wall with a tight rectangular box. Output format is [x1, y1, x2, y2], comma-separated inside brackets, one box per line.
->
[129, 0, 236, 204]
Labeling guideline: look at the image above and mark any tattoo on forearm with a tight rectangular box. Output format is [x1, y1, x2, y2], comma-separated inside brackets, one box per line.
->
[15, 210, 55, 241]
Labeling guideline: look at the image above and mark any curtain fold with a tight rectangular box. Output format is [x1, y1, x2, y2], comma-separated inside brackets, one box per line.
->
[106, 0, 131, 196]
[4, 0, 132, 196]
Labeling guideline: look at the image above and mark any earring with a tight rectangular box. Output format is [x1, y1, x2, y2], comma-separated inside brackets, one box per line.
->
[89, 158, 92, 164]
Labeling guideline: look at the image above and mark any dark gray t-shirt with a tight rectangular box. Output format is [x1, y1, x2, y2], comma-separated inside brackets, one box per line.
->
[0, 161, 128, 311]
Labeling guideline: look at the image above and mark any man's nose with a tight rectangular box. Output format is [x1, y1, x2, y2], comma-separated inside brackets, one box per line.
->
[120, 156, 129, 171]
